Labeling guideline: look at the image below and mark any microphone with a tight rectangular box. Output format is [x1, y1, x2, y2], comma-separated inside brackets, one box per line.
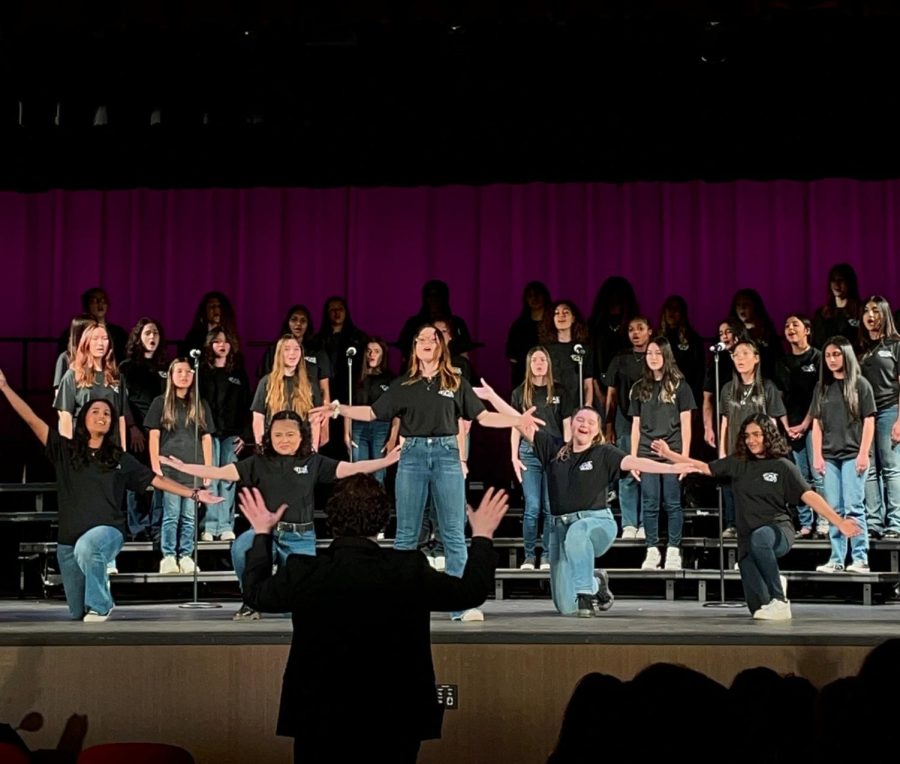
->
[709, 342, 728, 353]
[189, 349, 202, 359]
[573, 344, 586, 356]
[345, 347, 357, 358]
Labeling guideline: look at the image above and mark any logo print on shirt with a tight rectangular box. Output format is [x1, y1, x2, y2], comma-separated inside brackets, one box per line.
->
[294, 466, 309, 475]
[380, 384, 390, 392]
[438, 389, 454, 398]
[762, 472, 778, 483]
[579, 461, 593, 471]
[307, 358, 317, 364]
[228, 377, 241, 385]
[878, 350, 893, 358]
[550, 396, 560, 404]
[801, 365, 816, 373]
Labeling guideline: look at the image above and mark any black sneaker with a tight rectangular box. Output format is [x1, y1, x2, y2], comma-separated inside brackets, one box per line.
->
[594, 569, 615, 612]
[576, 593, 596, 618]
[233, 604, 261, 621]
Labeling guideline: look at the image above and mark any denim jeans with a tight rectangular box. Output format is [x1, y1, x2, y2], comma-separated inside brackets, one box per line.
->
[126, 485, 163, 537]
[549, 509, 617, 615]
[352, 420, 392, 485]
[792, 431, 825, 529]
[722, 485, 735, 529]
[824, 458, 869, 565]
[231, 526, 317, 590]
[160, 492, 197, 558]
[739, 525, 790, 614]
[395, 437, 467, 610]
[419, 495, 444, 555]
[615, 413, 640, 529]
[205, 435, 240, 535]
[640, 472, 683, 546]
[57, 525, 124, 618]
[864, 405, 900, 535]
[519, 440, 551, 560]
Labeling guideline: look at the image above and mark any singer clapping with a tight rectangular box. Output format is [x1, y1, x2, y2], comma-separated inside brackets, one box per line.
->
[312, 324, 543, 622]
[540, 300, 594, 414]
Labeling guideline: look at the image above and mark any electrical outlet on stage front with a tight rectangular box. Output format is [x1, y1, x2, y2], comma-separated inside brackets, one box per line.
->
[436, 684, 458, 709]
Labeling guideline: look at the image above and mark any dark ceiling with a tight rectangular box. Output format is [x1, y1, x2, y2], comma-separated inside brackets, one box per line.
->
[2, 1, 900, 189]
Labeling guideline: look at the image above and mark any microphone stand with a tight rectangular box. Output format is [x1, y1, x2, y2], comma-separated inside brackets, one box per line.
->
[180, 350, 221, 610]
[346, 349, 354, 462]
[571, 348, 586, 409]
[703, 343, 743, 609]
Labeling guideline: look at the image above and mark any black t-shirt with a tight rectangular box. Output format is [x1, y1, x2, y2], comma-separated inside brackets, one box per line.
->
[45, 429, 154, 545]
[628, 381, 696, 459]
[774, 346, 821, 430]
[811, 378, 877, 460]
[812, 307, 861, 351]
[511, 384, 568, 441]
[144, 396, 215, 486]
[234, 452, 339, 525]
[547, 341, 594, 417]
[53, 369, 129, 423]
[353, 372, 395, 407]
[505, 316, 542, 386]
[703, 353, 736, 396]
[199, 365, 251, 437]
[859, 338, 900, 411]
[251, 375, 323, 423]
[720, 378, 786, 455]
[532, 430, 626, 516]
[709, 456, 808, 559]
[119, 360, 168, 428]
[606, 349, 646, 425]
[52, 352, 69, 389]
[371, 375, 485, 437]
[663, 327, 706, 399]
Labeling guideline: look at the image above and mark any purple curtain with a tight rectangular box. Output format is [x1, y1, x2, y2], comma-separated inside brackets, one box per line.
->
[3, 180, 900, 394]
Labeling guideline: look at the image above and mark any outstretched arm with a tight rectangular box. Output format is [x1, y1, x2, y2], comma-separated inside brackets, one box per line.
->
[0, 369, 50, 445]
[620, 454, 700, 477]
[149, 475, 222, 504]
[311, 402, 376, 423]
[803, 490, 860, 538]
[335, 446, 401, 478]
[648, 439, 712, 476]
[472, 379, 544, 437]
[159, 455, 241, 482]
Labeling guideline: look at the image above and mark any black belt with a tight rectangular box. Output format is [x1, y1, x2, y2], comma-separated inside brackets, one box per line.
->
[276, 521, 314, 533]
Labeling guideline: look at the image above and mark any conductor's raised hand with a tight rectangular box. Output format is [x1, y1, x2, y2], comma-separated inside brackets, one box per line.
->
[238, 486, 287, 534]
[466, 487, 509, 540]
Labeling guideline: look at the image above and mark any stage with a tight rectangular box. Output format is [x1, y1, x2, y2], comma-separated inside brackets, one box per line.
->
[1, 597, 896, 763]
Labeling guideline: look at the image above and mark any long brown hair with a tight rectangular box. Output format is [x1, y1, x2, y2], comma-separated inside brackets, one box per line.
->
[160, 359, 207, 431]
[631, 337, 684, 405]
[402, 324, 460, 392]
[71, 323, 119, 389]
[265, 335, 313, 417]
[521, 346, 556, 410]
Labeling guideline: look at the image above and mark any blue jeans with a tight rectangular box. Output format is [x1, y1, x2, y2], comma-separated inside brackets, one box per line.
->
[160, 492, 196, 558]
[549, 509, 617, 615]
[205, 436, 240, 535]
[792, 432, 825, 529]
[865, 405, 900, 535]
[615, 414, 640, 529]
[519, 440, 551, 560]
[824, 458, 869, 565]
[739, 525, 790, 614]
[232, 527, 317, 591]
[640, 473, 683, 546]
[722, 485, 735, 529]
[57, 525, 124, 619]
[395, 438, 467, 610]
[126, 485, 163, 537]
[352, 420, 392, 485]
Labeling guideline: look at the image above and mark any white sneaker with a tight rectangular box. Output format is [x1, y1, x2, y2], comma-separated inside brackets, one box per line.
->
[433, 555, 446, 572]
[159, 556, 179, 574]
[106, 562, 118, 575]
[219, 531, 236, 541]
[753, 599, 792, 621]
[84, 608, 112, 623]
[663, 547, 682, 570]
[454, 608, 484, 622]
[179, 557, 199, 574]
[641, 547, 661, 570]
[621, 526, 638, 539]
[376, 532, 385, 541]
[200, 532, 214, 542]
[635, 527, 646, 540]
[816, 560, 844, 573]
[519, 558, 536, 570]
[426, 554, 437, 569]
[539, 561, 551, 571]
[846, 561, 871, 573]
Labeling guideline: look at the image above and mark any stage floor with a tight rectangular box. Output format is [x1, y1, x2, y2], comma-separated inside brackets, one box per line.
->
[2, 597, 899, 646]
